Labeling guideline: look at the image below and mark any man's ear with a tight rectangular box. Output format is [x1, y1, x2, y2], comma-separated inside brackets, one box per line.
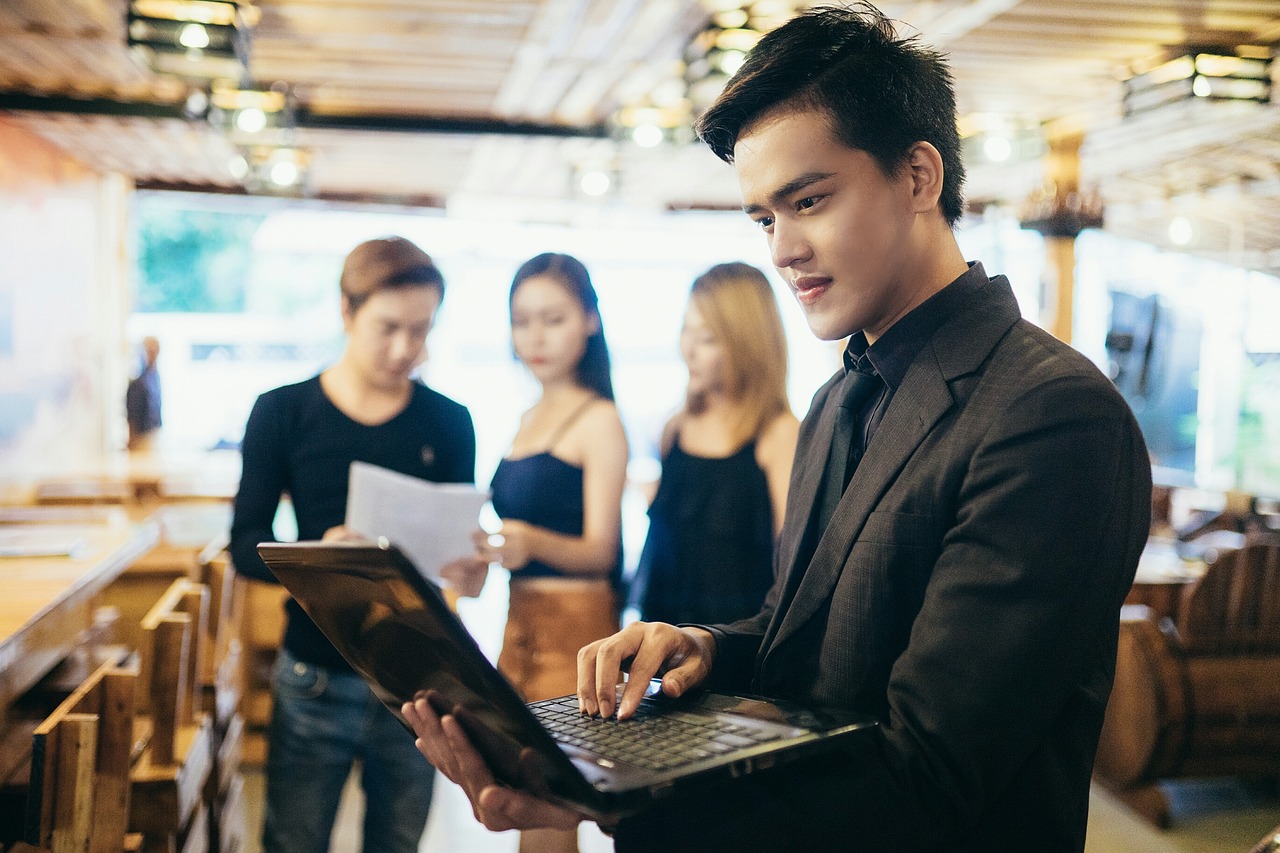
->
[906, 141, 946, 214]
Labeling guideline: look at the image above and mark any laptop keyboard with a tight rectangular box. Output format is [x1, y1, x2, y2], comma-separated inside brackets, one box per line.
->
[529, 695, 783, 772]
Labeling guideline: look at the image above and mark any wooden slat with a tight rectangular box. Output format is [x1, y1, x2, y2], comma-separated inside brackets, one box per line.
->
[51, 713, 96, 853]
[147, 616, 190, 768]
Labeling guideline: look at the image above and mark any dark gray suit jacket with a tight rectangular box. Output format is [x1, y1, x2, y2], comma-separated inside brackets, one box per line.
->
[616, 273, 1152, 852]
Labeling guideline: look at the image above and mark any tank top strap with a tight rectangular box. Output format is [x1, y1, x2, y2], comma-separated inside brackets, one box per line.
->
[544, 395, 599, 455]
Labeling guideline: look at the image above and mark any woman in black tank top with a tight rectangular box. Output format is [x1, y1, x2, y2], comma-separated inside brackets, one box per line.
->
[445, 253, 628, 853]
[629, 263, 799, 626]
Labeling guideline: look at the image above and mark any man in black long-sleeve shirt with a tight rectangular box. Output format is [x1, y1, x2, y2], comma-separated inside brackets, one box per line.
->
[230, 236, 475, 853]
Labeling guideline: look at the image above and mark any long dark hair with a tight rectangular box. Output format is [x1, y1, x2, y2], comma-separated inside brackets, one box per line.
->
[509, 253, 614, 400]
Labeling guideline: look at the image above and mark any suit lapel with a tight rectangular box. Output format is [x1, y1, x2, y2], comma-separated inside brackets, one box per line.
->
[775, 373, 842, 589]
[755, 372, 841, 655]
[763, 355, 955, 662]
[760, 274, 1024, 671]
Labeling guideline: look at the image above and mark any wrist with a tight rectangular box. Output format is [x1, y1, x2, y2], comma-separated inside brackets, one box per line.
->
[684, 626, 718, 664]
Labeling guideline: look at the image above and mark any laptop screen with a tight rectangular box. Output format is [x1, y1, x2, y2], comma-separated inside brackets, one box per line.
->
[257, 541, 608, 809]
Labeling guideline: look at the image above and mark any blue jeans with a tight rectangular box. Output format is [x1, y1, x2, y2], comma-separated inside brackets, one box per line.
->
[262, 649, 435, 853]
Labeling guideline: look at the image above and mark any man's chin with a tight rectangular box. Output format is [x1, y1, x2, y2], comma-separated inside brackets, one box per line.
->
[802, 313, 857, 343]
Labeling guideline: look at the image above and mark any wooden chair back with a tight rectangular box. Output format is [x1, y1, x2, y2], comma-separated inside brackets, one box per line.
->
[1179, 544, 1280, 655]
[137, 580, 209, 765]
[197, 537, 245, 728]
[196, 536, 237, 688]
[25, 656, 139, 853]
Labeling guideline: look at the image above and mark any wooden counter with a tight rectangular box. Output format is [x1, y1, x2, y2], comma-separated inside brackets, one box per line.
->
[0, 521, 159, 723]
[33, 451, 240, 509]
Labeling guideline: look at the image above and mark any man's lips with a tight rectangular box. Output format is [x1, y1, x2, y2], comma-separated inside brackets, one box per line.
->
[792, 276, 832, 304]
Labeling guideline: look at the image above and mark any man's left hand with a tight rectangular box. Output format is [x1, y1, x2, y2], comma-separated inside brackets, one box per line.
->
[402, 693, 585, 832]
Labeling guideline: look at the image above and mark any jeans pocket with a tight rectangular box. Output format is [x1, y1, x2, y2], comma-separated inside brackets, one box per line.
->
[273, 652, 328, 701]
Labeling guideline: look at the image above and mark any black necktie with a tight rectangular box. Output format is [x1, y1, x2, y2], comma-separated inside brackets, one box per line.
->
[816, 368, 882, 532]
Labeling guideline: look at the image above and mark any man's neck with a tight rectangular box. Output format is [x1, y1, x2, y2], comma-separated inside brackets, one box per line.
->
[865, 227, 969, 345]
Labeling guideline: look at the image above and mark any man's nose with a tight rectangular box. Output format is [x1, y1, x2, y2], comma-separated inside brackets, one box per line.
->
[770, 221, 810, 271]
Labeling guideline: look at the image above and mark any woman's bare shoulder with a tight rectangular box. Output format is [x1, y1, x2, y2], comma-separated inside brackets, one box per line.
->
[756, 410, 799, 463]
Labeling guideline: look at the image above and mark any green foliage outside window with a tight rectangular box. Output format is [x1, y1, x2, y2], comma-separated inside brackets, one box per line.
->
[1236, 356, 1280, 496]
[135, 205, 266, 312]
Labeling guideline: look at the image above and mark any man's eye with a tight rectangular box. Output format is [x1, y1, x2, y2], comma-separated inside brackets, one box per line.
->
[797, 196, 820, 210]
[755, 216, 774, 230]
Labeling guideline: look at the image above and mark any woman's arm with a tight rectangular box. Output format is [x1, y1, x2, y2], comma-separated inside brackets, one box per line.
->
[754, 411, 800, 535]
[484, 402, 629, 576]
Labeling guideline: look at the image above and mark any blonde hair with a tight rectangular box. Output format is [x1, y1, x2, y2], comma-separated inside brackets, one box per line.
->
[685, 262, 790, 446]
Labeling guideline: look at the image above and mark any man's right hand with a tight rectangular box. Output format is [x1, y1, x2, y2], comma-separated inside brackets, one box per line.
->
[577, 622, 717, 719]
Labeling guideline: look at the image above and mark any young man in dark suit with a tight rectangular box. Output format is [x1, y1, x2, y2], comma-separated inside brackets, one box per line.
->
[403, 4, 1152, 850]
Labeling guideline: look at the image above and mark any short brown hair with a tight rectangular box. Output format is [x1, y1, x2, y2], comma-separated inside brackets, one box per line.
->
[340, 236, 445, 312]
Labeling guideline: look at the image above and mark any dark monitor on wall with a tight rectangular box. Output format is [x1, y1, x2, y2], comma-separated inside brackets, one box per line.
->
[1105, 290, 1201, 473]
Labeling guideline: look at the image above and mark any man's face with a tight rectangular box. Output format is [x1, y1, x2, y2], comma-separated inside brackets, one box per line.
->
[735, 107, 918, 342]
[342, 286, 440, 391]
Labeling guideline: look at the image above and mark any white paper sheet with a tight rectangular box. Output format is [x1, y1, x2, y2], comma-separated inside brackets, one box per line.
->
[345, 461, 489, 584]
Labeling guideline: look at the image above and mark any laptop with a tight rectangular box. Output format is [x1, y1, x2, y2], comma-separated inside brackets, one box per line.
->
[257, 540, 876, 821]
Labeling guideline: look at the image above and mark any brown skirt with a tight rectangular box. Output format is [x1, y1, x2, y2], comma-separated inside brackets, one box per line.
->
[497, 577, 620, 702]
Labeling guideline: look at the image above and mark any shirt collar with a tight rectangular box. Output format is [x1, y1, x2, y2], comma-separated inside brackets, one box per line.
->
[843, 261, 989, 389]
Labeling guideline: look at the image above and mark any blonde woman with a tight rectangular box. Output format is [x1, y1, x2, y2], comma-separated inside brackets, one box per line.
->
[630, 262, 798, 625]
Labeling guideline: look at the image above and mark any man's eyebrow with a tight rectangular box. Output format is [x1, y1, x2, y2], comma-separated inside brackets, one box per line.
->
[742, 171, 835, 215]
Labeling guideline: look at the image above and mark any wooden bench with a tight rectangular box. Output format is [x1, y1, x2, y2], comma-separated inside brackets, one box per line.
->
[18, 654, 141, 853]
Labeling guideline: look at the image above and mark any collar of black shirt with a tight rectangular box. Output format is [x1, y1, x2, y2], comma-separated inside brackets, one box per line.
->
[842, 261, 990, 389]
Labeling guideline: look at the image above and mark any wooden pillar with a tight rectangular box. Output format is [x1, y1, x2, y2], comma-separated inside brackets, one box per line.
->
[1045, 236, 1076, 343]
[1042, 131, 1084, 344]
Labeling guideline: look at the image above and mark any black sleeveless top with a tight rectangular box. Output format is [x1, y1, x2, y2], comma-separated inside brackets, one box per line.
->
[631, 437, 774, 625]
[489, 398, 622, 583]
[490, 453, 589, 579]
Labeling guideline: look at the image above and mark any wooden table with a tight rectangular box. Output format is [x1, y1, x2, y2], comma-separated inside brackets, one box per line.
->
[1126, 538, 1206, 623]
[33, 450, 240, 509]
[0, 521, 159, 723]
[0, 505, 130, 526]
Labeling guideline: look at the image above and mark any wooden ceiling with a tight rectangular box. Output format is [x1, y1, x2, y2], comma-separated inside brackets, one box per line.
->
[1, 0, 1278, 274]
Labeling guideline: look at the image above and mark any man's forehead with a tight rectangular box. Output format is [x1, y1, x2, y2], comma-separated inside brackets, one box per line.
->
[732, 108, 843, 204]
[733, 104, 836, 155]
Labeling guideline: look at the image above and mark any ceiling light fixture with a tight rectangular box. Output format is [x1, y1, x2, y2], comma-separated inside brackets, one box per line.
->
[982, 135, 1013, 163]
[1122, 47, 1273, 116]
[208, 80, 292, 139]
[611, 3, 797, 151]
[631, 123, 665, 148]
[127, 0, 258, 81]
[579, 170, 612, 197]
[234, 145, 310, 195]
[1018, 183, 1105, 238]
[1168, 216, 1194, 247]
